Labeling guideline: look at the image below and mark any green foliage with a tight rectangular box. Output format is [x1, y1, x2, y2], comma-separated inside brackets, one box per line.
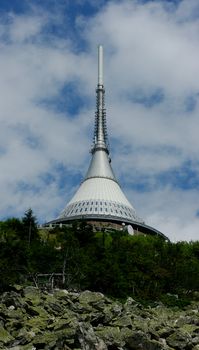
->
[160, 294, 191, 308]
[1, 214, 199, 303]
[0, 219, 29, 291]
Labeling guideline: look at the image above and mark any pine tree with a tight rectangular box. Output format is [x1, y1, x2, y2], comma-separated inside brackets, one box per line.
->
[22, 208, 38, 244]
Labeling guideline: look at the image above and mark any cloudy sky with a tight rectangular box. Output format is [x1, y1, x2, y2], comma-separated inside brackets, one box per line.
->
[0, 0, 199, 242]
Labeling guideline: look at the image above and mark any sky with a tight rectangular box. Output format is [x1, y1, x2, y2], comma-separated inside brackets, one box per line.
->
[0, 0, 199, 242]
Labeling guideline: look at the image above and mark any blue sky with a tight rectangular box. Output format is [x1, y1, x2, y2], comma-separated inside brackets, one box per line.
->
[0, 0, 199, 241]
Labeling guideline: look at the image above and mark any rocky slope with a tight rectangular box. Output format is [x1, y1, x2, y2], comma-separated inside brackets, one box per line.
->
[0, 286, 199, 350]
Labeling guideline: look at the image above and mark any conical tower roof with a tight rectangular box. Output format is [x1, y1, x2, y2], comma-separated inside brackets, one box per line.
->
[57, 46, 144, 225]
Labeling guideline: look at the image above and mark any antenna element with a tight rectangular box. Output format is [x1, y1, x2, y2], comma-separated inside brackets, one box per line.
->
[98, 45, 103, 86]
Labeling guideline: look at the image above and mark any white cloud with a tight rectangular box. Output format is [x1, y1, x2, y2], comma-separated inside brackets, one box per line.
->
[9, 14, 45, 42]
[127, 186, 199, 242]
[0, 10, 94, 222]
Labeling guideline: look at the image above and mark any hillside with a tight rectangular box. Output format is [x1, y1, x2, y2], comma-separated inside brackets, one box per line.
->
[0, 211, 199, 302]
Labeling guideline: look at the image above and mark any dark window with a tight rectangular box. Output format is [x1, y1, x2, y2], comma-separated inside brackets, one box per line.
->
[95, 208, 97, 211]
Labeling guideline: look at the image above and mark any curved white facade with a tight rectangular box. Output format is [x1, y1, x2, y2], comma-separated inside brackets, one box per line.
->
[58, 169, 143, 223]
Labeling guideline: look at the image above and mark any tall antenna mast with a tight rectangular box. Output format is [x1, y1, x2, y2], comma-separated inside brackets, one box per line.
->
[92, 45, 109, 153]
[98, 45, 103, 86]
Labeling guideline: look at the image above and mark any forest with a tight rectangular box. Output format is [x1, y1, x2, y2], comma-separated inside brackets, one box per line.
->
[0, 209, 199, 305]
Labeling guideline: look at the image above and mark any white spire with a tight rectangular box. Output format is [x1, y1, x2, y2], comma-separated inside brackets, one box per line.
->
[86, 44, 115, 181]
[92, 45, 108, 152]
[98, 45, 103, 86]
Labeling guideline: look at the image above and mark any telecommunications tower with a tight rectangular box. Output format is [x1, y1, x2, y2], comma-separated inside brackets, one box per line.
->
[49, 46, 166, 238]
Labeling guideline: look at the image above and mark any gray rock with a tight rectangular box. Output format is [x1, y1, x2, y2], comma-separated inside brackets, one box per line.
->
[192, 336, 199, 345]
[23, 287, 42, 307]
[166, 330, 192, 349]
[111, 315, 132, 328]
[193, 346, 199, 350]
[32, 332, 57, 349]
[0, 292, 24, 309]
[157, 327, 174, 338]
[125, 330, 149, 349]
[77, 322, 107, 350]
[0, 326, 14, 344]
[1, 287, 199, 350]
[79, 291, 105, 305]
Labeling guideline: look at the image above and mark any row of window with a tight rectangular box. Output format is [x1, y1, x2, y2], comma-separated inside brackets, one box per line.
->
[62, 205, 136, 219]
[72, 201, 130, 210]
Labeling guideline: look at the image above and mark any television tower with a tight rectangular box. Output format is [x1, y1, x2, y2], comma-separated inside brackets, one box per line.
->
[49, 46, 167, 239]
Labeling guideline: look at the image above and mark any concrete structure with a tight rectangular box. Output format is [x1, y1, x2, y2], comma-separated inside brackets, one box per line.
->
[48, 46, 167, 239]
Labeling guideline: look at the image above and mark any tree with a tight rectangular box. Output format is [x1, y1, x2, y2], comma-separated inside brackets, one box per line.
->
[22, 208, 39, 244]
[0, 218, 29, 291]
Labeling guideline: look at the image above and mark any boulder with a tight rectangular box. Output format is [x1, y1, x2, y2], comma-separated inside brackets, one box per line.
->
[23, 287, 42, 306]
[0, 326, 14, 344]
[0, 291, 24, 309]
[166, 330, 192, 349]
[32, 332, 57, 349]
[77, 322, 107, 350]
[95, 326, 124, 347]
[193, 346, 199, 350]
[79, 291, 105, 304]
[1, 287, 199, 350]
